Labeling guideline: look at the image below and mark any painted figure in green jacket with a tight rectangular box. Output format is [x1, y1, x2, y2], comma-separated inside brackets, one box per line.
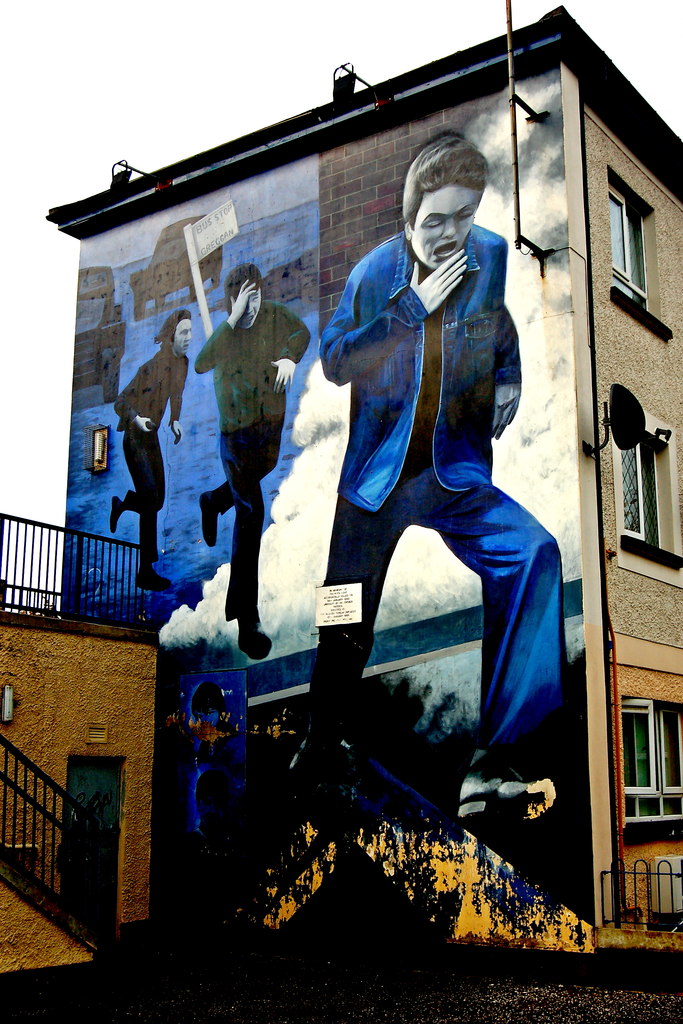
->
[195, 263, 310, 659]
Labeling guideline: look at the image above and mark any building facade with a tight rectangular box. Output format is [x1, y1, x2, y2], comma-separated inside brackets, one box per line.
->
[45, 7, 682, 952]
[584, 98, 683, 918]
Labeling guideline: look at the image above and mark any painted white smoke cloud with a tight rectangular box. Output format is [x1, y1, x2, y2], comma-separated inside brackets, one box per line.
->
[162, 72, 583, 657]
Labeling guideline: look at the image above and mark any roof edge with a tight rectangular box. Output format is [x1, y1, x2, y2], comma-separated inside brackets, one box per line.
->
[47, 8, 683, 238]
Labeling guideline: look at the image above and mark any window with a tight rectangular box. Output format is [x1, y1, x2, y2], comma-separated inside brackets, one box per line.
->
[610, 187, 647, 308]
[623, 700, 683, 821]
[607, 173, 672, 340]
[622, 437, 663, 548]
[613, 413, 683, 582]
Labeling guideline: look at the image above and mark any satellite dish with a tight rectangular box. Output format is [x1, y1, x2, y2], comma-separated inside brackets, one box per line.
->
[609, 384, 647, 451]
[582, 383, 648, 457]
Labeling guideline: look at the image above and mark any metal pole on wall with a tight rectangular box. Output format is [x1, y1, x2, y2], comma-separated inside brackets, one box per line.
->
[506, 0, 522, 248]
[505, 0, 553, 275]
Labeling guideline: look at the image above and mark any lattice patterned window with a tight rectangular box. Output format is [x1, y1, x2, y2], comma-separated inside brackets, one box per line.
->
[622, 443, 659, 547]
[614, 412, 683, 581]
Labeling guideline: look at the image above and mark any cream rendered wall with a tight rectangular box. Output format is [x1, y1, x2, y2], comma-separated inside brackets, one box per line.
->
[583, 108, 683, 877]
[0, 613, 157, 938]
[583, 110, 683, 641]
[559, 66, 614, 921]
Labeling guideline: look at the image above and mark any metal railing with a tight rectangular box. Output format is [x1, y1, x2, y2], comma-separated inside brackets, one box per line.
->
[601, 858, 683, 931]
[0, 732, 110, 938]
[0, 513, 148, 627]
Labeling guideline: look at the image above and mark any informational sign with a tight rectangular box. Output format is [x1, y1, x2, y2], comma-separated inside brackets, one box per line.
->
[184, 200, 239, 338]
[315, 582, 362, 627]
[189, 201, 239, 260]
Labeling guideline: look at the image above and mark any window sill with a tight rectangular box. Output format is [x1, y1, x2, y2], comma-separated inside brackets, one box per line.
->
[620, 535, 683, 570]
[611, 287, 673, 341]
[624, 819, 683, 844]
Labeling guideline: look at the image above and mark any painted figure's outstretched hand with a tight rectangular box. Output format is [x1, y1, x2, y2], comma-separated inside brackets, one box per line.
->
[492, 383, 521, 439]
[271, 358, 296, 393]
[410, 249, 468, 315]
[171, 420, 183, 445]
[134, 414, 156, 432]
[227, 280, 258, 329]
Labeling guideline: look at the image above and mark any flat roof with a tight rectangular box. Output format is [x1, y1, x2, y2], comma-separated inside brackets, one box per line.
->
[47, 7, 683, 239]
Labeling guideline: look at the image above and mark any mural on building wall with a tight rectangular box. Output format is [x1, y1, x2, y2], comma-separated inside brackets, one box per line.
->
[66, 72, 594, 948]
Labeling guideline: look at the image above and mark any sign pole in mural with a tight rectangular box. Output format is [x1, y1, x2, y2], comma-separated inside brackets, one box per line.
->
[184, 200, 239, 338]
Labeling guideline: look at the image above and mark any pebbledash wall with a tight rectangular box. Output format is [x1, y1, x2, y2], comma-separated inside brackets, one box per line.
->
[0, 614, 157, 971]
[55, 15, 630, 952]
[583, 100, 683, 878]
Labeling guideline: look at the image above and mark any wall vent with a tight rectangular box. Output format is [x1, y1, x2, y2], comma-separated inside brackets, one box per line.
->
[86, 722, 109, 744]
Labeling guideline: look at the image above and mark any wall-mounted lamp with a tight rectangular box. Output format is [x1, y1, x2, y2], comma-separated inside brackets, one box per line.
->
[83, 424, 109, 473]
[583, 383, 655, 458]
[333, 64, 390, 109]
[333, 63, 358, 103]
[1, 684, 14, 723]
[644, 427, 672, 453]
[110, 160, 172, 192]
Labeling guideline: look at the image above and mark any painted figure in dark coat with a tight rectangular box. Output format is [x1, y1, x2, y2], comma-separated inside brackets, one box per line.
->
[110, 309, 191, 591]
[195, 264, 310, 660]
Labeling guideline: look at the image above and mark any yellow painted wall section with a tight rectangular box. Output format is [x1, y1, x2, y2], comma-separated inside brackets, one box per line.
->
[0, 883, 93, 974]
[254, 821, 593, 953]
[617, 663, 682, 706]
[0, 613, 157, 929]
[357, 822, 593, 953]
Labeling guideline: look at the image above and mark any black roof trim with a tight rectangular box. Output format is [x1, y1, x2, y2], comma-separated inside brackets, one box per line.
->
[47, 8, 682, 239]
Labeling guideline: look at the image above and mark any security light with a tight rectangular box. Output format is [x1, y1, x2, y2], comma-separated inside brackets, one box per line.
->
[1, 684, 13, 723]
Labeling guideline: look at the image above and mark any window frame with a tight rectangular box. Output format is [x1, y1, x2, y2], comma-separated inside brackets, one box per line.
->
[621, 437, 661, 548]
[623, 699, 683, 823]
[609, 185, 648, 309]
[612, 414, 683, 586]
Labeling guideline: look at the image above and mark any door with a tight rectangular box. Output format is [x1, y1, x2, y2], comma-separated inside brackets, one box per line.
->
[66, 757, 122, 939]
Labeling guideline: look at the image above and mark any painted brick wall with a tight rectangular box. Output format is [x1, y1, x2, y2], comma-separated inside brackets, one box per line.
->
[318, 109, 449, 324]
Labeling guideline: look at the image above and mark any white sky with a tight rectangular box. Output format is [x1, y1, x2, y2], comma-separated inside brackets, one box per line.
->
[1, 0, 680, 525]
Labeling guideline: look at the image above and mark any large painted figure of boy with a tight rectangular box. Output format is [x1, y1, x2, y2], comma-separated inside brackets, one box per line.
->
[196, 263, 310, 661]
[303, 133, 566, 817]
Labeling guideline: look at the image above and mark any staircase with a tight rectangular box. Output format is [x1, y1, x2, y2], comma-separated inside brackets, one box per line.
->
[0, 732, 110, 961]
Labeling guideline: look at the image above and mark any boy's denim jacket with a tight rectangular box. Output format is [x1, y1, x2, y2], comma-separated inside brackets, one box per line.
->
[321, 225, 520, 511]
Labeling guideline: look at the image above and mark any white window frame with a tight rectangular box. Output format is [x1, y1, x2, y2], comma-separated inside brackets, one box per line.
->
[609, 185, 648, 308]
[621, 440, 660, 548]
[623, 699, 683, 822]
[660, 709, 683, 796]
[612, 413, 683, 588]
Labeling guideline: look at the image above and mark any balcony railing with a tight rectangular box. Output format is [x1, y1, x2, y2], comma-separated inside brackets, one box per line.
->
[0, 732, 112, 940]
[0, 513, 148, 628]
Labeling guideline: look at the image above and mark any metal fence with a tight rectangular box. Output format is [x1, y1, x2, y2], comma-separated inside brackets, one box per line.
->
[602, 857, 683, 931]
[0, 732, 111, 939]
[0, 513, 147, 627]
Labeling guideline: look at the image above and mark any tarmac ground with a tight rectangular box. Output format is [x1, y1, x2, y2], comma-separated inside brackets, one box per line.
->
[0, 928, 681, 1024]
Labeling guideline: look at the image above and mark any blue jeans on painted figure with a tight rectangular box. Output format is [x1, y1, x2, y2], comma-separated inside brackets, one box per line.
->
[218, 418, 281, 622]
[310, 469, 565, 752]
